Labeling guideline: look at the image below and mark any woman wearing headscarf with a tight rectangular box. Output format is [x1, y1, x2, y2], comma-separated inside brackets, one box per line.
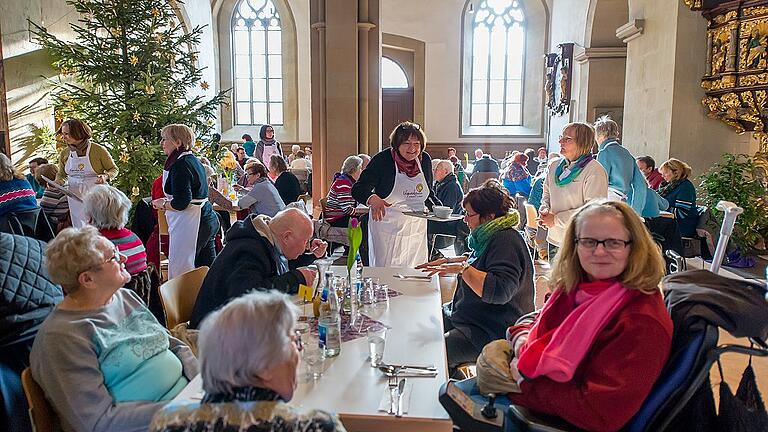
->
[152, 124, 220, 279]
[254, 124, 284, 165]
[55, 118, 119, 228]
[351, 121, 440, 267]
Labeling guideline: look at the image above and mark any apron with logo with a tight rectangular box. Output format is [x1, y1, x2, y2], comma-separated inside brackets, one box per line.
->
[65, 143, 100, 228]
[163, 152, 207, 279]
[368, 162, 428, 268]
[261, 143, 277, 164]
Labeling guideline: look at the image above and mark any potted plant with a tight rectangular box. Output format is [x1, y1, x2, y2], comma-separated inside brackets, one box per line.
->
[698, 153, 768, 257]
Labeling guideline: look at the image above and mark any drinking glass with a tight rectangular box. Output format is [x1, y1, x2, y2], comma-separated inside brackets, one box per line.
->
[367, 326, 387, 367]
[361, 277, 377, 305]
[302, 335, 326, 381]
[374, 283, 390, 304]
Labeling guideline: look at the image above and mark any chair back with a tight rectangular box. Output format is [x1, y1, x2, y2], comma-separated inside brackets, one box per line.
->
[157, 209, 169, 236]
[524, 203, 538, 230]
[159, 266, 209, 329]
[21, 368, 60, 432]
[468, 171, 498, 190]
[627, 325, 719, 432]
[0, 208, 55, 242]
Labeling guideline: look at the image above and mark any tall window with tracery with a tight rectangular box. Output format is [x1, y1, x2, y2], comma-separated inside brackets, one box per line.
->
[468, 0, 525, 126]
[232, 0, 283, 126]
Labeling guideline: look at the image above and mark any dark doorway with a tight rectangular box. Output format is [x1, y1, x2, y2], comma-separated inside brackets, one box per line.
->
[381, 88, 414, 147]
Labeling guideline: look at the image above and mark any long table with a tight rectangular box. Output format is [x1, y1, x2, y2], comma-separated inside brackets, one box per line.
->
[174, 266, 452, 432]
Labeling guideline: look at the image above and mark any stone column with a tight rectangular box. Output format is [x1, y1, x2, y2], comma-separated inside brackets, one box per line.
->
[310, 0, 381, 208]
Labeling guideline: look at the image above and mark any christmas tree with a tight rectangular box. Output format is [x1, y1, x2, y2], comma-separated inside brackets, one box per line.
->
[30, 0, 228, 198]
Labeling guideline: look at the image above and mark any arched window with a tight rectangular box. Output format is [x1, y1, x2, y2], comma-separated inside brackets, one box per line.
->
[232, 0, 283, 126]
[381, 57, 409, 88]
[467, 0, 525, 127]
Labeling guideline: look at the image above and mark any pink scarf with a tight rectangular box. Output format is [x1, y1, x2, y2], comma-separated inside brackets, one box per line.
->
[517, 280, 640, 382]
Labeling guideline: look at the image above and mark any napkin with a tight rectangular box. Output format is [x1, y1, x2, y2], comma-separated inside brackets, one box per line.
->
[377, 380, 413, 414]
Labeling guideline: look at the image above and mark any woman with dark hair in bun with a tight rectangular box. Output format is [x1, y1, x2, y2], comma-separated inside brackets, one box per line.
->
[418, 179, 534, 376]
[351, 121, 440, 267]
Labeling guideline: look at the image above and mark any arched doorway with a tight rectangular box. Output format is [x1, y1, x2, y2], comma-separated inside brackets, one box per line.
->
[381, 57, 413, 147]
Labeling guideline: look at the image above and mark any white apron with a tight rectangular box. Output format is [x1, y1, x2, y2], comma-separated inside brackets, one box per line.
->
[65, 144, 100, 228]
[368, 162, 428, 268]
[261, 143, 278, 164]
[163, 152, 206, 279]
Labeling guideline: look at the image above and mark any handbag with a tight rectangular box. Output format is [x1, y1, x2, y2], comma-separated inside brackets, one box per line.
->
[476, 340, 521, 395]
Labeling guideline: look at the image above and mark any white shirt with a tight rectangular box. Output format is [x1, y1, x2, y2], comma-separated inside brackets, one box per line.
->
[540, 158, 608, 246]
[290, 158, 312, 170]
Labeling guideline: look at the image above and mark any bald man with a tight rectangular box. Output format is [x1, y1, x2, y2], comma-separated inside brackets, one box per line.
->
[189, 208, 327, 328]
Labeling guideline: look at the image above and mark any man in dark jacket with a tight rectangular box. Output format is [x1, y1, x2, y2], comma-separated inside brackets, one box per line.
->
[472, 151, 500, 174]
[189, 208, 326, 329]
[428, 160, 470, 258]
[1, 232, 63, 432]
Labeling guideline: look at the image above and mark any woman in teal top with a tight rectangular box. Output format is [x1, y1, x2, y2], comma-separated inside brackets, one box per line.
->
[241, 133, 256, 157]
[30, 226, 198, 432]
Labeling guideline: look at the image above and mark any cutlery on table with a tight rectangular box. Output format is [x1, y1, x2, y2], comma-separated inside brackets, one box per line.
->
[396, 378, 406, 417]
[377, 363, 437, 372]
[388, 376, 399, 415]
[394, 274, 431, 281]
[378, 365, 437, 378]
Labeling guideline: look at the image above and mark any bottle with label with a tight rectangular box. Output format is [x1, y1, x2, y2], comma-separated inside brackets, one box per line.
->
[318, 271, 341, 357]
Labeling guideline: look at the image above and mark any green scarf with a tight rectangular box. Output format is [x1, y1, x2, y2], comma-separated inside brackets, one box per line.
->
[467, 212, 520, 258]
[554, 154, 594, 187]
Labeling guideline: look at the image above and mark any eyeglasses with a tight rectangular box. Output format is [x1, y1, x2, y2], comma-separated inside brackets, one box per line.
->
[575, 237, 632, 251]
[265, 128, 274, 132]
[291, 331, 303, 352]
[85, 248, 124, 273]
[464, 211, 479, 218]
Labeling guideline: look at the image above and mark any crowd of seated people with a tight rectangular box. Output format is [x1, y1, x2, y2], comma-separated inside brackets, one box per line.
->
[0, 114, 716, 432]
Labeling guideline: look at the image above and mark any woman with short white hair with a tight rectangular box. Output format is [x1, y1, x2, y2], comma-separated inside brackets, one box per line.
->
[31, 226, 197, 432]
[84, 184, 151, 305]
[150, 291, 346, 432]
[325, 155, 363, 228]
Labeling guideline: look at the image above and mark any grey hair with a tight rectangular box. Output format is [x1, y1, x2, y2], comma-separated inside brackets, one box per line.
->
[0, 153, 22, 182]
[46, 226, 110, 294]
[83, 185, 131, 229]
[436, 159, 454, 174]
[198, 291, 299, 395]
[594, 115, 620, 139]
[341, 155, 363, 175]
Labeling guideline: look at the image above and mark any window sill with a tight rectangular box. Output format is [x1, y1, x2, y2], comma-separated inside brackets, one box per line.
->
[460, 124, 543, 138]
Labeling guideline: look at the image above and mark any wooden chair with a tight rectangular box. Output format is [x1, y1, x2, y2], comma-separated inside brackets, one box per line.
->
[157, 209, 169, 282]
[21, 368, 59, 432]
[159, 266, 209, 329]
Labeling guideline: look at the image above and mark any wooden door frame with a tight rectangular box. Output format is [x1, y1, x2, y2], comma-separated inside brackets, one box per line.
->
[0, 21, 10, 157]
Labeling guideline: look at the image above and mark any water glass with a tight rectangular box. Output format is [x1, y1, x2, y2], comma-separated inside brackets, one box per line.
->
[302, 335, 325, 380]
[367, 326, 387, 367]
[374, 283, 390, 304]
[361, 277, 377, 305]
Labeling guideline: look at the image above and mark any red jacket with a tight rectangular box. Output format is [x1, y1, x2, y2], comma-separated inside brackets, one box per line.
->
[509, 290, 673, 432]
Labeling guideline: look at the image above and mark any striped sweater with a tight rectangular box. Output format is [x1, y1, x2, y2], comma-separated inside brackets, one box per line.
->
[325, 173, 356, 223]
[0, 178, 39, 218]
[100, 228, 148, 275]
[40, 187, 70, 224]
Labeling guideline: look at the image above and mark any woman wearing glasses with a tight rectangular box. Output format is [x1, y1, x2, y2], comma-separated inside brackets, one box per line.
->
[234, 160, 285, 217]
[150, 291, 345, 432]
[30, 226, 198, 432]
[506, 200, 672, 431]
[254, 124, 284, 165]
[417, 180, 534, 377]
[352, 121, 439, 267]
[538, 122, 607, 254]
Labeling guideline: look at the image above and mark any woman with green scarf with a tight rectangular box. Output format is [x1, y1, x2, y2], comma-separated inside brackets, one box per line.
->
[538, 122, 608, 251]
[417, 179, 534, 376]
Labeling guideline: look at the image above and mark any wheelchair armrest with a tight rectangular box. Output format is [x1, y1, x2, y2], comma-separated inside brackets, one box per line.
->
[507, 405, 584, 432]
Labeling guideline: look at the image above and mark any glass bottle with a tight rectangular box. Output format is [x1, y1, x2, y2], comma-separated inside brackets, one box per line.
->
[318, 271, 341, 357]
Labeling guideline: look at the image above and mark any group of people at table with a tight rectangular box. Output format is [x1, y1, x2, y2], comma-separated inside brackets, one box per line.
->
[0, 115, 699, 432]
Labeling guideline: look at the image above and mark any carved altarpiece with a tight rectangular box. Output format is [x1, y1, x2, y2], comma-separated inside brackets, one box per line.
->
[545, 43, 574, 116]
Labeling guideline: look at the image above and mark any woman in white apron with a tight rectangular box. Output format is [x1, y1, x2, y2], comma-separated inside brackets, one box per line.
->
[254, 124, 284, 166]
[351, 122, 440, 268]
[152, 124, 220, 279]
[56, 119, 119, 228]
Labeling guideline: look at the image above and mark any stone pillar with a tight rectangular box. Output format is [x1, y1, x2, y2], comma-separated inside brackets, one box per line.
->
[310, 0, 381, 209]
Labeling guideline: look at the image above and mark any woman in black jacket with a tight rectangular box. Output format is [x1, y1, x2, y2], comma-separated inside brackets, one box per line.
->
[351, 122, 440, 267]
[418, 180, 534, 376]
[152, 124, 220, 279]
[268, 154, 301, 205]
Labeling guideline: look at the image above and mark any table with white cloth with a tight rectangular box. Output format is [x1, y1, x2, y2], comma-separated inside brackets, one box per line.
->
[173, 266, 451, 432]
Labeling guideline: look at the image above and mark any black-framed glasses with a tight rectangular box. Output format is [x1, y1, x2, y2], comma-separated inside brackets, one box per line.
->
[575, 237, 632, 251]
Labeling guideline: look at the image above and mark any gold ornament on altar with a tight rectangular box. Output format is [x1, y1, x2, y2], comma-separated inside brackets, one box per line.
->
[201, 81, 209, 90]
[129, 54, 138, 66]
